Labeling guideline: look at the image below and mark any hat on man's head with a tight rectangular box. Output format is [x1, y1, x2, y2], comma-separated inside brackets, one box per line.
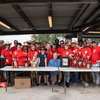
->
[52, 43, 56, 45]
[71, 39, 77, 43]
[34, 40, 41, 44]
[23, 42, 29, 47]
[92, 40, 97, 43]
[3, 41, 12, 45]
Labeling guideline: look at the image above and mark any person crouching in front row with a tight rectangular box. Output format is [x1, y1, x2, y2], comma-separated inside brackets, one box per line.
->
[37, 47, 48, 85]
[48, 52, 60, 85]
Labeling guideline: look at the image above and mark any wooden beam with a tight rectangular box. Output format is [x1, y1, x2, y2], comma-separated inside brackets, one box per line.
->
[12, 4, 36, 31]
[68, 3, 90, 29]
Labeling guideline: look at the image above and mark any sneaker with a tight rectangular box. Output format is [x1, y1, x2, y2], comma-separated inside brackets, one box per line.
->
[66, 82, 69, 87]
[44, 83, 47, 85]
[47, 81, 49, 86]
[58, 82, 62, 86]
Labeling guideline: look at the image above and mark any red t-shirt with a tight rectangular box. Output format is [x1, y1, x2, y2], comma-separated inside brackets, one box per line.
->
[91, 46, 100, 64]
[51, 48, 58, 54]
[1, 49, 12, 65]
[61, 49, 72, 66]
[11, 46, 17, 53]
[45, 50, 53, 64]
[0, 47, 4, 55]
[87, 46, 92, 50]
[57, 47, 64, 59]
[12, 50, 27, 66]
[80, 47, 91, 60]
[36, 47, 41, 52]
[70, 46, 79, 55]
[28, 50, 38, 65]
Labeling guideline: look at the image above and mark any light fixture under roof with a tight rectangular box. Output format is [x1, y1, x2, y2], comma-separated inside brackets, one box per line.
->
[0, 21, 11, 29]
[48, 16, 52, 28]
[88, 31, 100, 34]
[83, 27, 89, 32]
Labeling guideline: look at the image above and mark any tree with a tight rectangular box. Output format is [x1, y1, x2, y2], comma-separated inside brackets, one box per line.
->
[31, 34, 65, 44]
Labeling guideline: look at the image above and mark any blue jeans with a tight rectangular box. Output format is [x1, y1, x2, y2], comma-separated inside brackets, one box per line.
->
[72, 72, 79, 84]
[91, 63, 100, 84]
[65, 72, 70, 83]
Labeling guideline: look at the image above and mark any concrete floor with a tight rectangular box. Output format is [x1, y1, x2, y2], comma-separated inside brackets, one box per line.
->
[0, 84, 100, 100]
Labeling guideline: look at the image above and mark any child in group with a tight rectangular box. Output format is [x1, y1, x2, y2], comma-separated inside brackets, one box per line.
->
[38, 47, 48, 85]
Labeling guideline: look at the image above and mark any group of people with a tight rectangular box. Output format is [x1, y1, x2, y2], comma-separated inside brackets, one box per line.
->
[0, 38, 100, 88]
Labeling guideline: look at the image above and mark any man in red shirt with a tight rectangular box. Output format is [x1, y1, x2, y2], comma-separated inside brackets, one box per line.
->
[11, 40, 18, 53]
[91, 40, 100, 87]
[57, 40, 65, 86]
[35, 40, 41, 52]
[80, 41, 91, 83]
[71, 39, 79, 84]
[61, 44, 72, 87]
[51, 43, 58, 54]
[87, 39, 92, 49]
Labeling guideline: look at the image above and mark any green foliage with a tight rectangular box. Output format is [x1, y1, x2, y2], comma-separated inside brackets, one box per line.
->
[31, 34, 65, 44]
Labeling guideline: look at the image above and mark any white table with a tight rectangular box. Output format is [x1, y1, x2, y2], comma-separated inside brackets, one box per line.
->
[0, 66, 58, 92]
[59, 67, 100, 93]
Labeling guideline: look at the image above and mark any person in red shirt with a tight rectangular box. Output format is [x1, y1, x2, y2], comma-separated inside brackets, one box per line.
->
[45, 43, 53, 64]
[0, 40, 5, 55]
[28, 44, 39, 85]
[57, 40, 64, 86]
[11, 40, 18, 53]
[57, 40, 64, 59]
[1, 41, 12, 65]
[71, 39, 79, 84]
[87, 39, 92, 49]
[91, 40, 100, 87]
[80, 41, 91, 83]
[1, 41, 12, 83]
[35, 40, 41, 52]
[61, 44, 72, 87]
[51, 43, 58, 54]
[12, 43, 26, 66]
[22, 41, 31, 51]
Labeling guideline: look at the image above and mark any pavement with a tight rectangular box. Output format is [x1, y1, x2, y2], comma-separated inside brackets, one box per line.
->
[0, 83, 100, 100]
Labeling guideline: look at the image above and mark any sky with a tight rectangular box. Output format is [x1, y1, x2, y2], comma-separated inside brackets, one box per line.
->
[0, 34, 33, 47]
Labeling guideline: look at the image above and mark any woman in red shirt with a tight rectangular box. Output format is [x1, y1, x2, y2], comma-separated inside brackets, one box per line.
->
[46, 43, 53, 64]
[61, 44, 72, 87]
[1, 41, 12, 83]
[12, 43, 27, 66]
[1, 41, 12, 66]
[28, 44, 39, 85]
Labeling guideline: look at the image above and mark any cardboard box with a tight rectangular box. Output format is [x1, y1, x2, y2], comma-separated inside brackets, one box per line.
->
[15, 77, 31, 89]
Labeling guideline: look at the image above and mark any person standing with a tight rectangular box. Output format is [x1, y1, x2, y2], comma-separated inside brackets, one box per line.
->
[55, 39, 60, 49]
[61, 44, 72, 87]
[28, 44, 39, 85]
[11, 40, 18, 53]
[51, 43, 58, 54]
[57, 40, 65, 86]
[1, 41, 12, 82]
[37, 47, 48, 85]
[91, 40, 100, 87]
[35, 40, 41, 52]
[45, 43, 53, 64]
[12, 43, 27, 66]
[71, 39, 79, 85]
[80, 41, 91, 83]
